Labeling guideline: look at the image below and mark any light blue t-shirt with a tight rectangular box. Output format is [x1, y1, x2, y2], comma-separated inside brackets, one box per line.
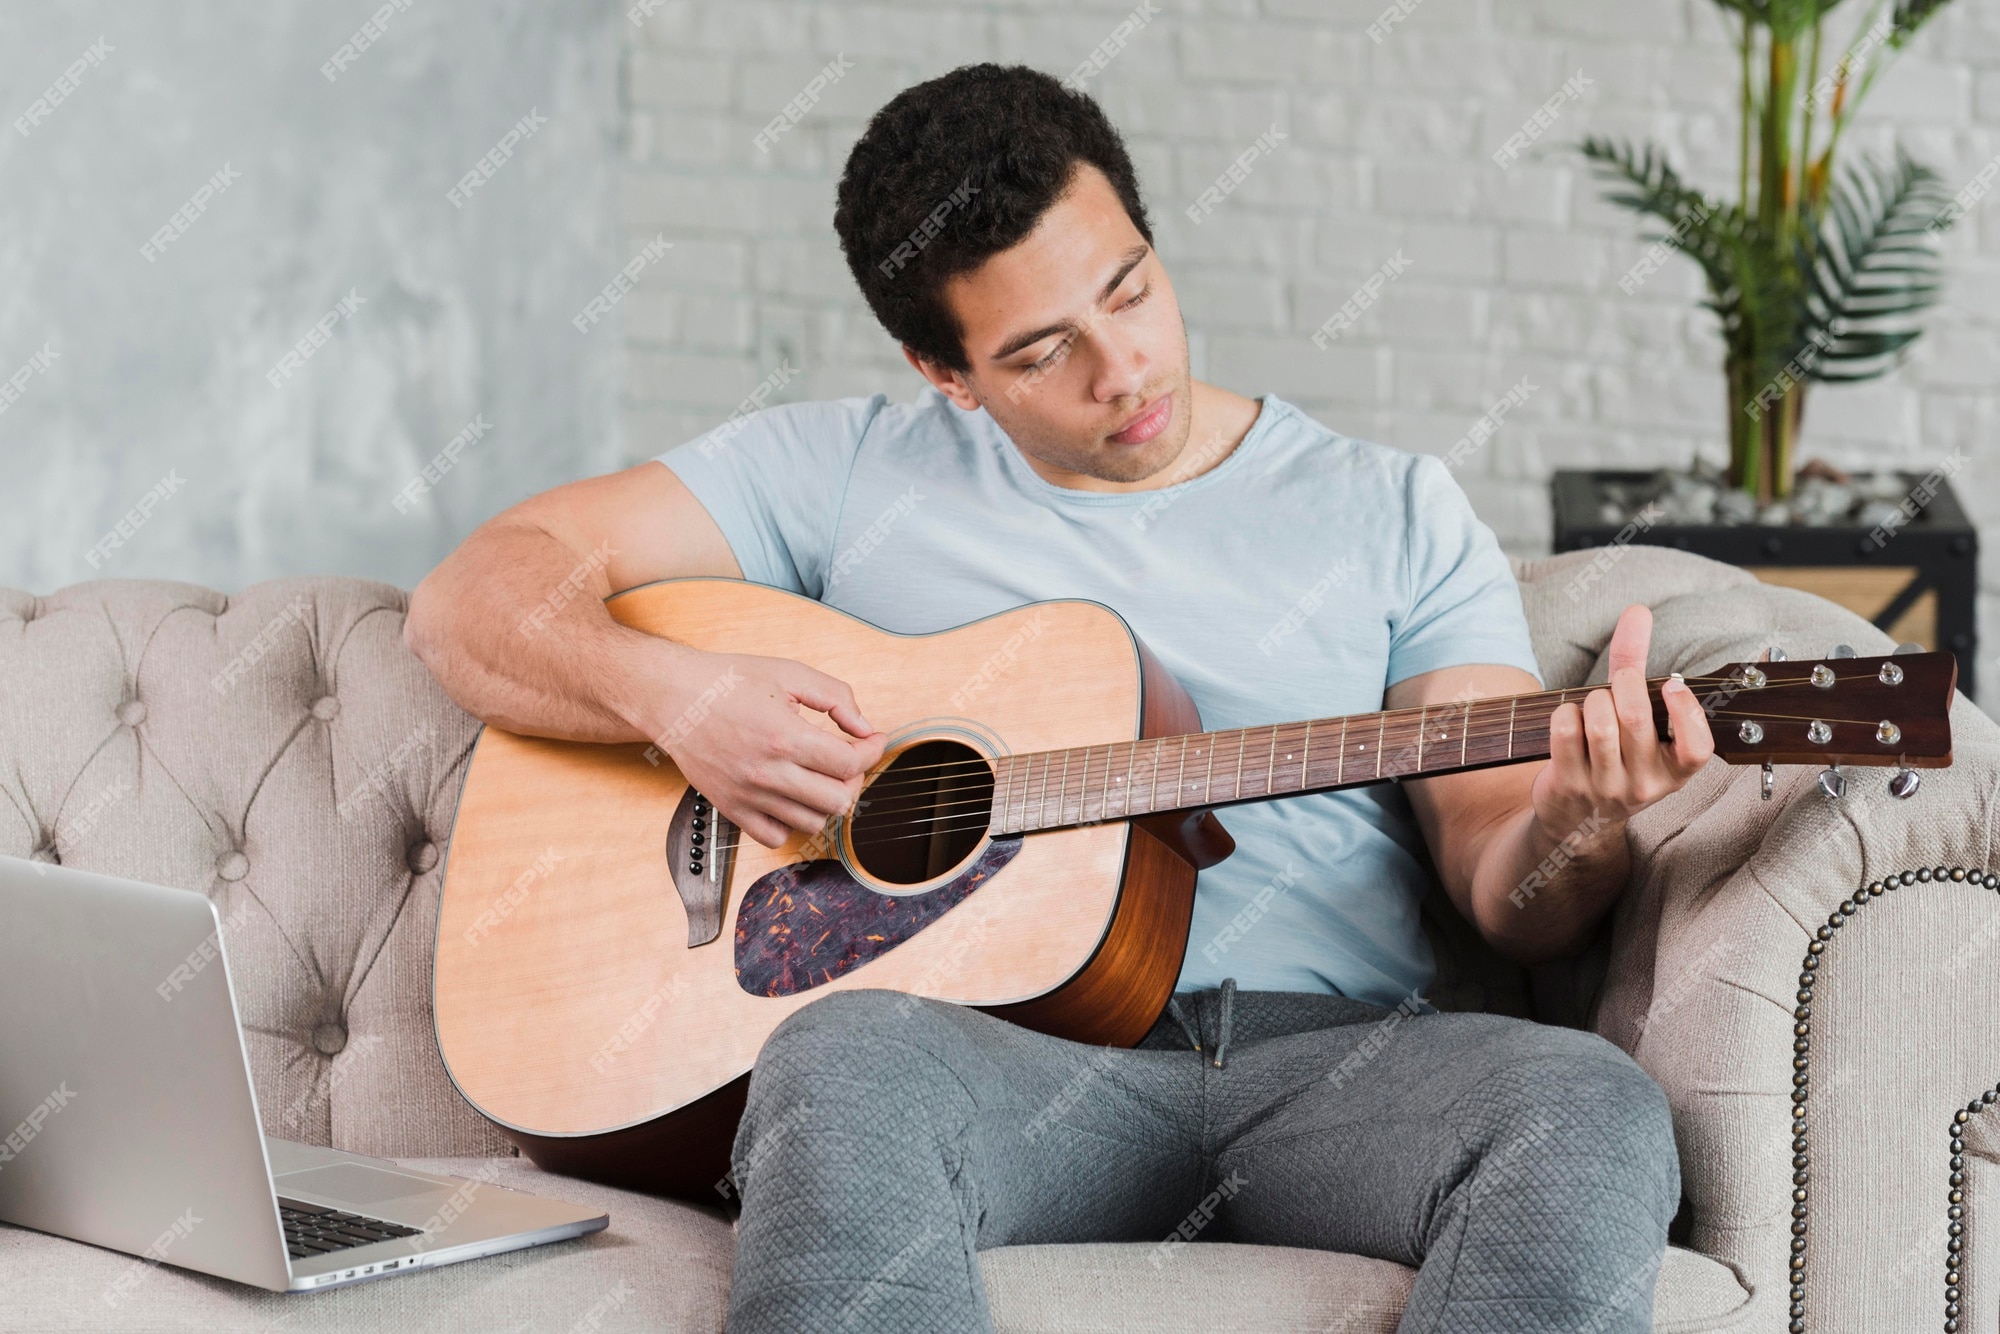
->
[654, 387, 1541, 1006]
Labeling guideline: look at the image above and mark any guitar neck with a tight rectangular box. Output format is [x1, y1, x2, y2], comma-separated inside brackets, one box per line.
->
[989, 681, 1671, 836]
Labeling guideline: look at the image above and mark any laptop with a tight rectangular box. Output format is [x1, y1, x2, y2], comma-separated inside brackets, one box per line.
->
[0, 854, 607, 1293]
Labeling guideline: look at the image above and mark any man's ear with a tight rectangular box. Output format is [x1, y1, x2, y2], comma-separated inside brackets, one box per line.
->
[901, 346, 981, 412]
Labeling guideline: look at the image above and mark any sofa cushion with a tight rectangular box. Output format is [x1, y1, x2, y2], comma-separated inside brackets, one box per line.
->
[0, 1151, 1751, 1332]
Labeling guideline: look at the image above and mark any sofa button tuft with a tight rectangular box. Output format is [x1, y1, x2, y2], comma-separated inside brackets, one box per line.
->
[216, 851, 249, 881]
[30, 844, 59, 864]
[310, 695, 341, 721]
[313, 1023, 348, 1055]
[117, 699, 147, 727]
[407, 840, 439, 875]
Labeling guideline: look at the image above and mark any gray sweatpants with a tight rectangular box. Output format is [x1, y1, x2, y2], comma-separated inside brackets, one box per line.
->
[725, 983, 1678, 1333]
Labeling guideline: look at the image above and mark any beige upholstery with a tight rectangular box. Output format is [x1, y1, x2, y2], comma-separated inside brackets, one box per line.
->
[1, 548, 1991, 1332]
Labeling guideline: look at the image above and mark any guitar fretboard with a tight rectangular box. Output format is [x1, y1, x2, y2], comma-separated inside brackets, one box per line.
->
[987, 686, 1628, 836]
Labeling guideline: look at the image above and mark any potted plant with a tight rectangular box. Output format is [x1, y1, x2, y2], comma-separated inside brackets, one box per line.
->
[1550, 0, 1979, 695]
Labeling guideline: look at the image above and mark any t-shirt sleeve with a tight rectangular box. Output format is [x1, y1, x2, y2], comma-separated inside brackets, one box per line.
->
[652, 394, 884, 599]
[1387, 455, 1543, 687]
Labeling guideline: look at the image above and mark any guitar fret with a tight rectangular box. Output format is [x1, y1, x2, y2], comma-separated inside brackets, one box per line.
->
[1203, 735, 1216, 806]
[1459, 700, 1469, 769]
[1300, 719, 1312, 790]
[1231, 728, 1247, 802]
[1336, 717, 1348, 785]
[1507, 696, 1517, 759]
[1056, 748, 1071, 828]
[1119, 740, 1135, 818]
[1416, 704, 1428, 772]
[1073, 746, 1089, 826]
[1263, 726, 1278, 797]
[1176, 735, 1190, 808]
[1374, 713, 1385, 780]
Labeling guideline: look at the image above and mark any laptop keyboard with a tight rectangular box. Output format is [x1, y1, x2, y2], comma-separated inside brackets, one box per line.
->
[278, 1196, 423, 1260]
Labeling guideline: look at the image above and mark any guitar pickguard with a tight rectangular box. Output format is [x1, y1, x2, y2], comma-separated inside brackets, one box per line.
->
[733, 837, 1024, 998]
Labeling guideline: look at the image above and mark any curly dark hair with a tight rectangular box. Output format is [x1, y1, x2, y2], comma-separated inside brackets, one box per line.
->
[833, 63, 1154, 374]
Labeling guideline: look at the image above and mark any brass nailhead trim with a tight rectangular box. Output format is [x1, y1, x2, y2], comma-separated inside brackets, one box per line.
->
[1786, 865, 2000, 1334]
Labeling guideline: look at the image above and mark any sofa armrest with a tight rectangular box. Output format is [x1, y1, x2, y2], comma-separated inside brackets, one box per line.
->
[1595, 699, 2000, 1332]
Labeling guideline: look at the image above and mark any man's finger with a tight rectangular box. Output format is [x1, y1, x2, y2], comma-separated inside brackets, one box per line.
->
[1580, 688, 1626, 794]
[1605, 603, 1653, 683]
[1661, 675, 1715, 778]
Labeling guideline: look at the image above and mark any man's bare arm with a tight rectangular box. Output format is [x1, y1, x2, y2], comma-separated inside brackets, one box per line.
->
[403, 461, 886, 849]
[1393, 605, 1714, 965]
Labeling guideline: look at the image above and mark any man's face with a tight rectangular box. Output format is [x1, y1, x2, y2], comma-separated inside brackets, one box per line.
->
[914, 163, 1193, 489]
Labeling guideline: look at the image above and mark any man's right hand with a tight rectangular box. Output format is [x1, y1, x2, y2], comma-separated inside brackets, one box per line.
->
[634, 649, 888, 851]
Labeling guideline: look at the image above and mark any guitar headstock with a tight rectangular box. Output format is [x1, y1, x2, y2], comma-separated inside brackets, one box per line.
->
[1690, 649, 1956, 770]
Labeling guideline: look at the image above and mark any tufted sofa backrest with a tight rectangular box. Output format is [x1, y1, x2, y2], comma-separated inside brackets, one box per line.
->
[0, 578, 509, 1158]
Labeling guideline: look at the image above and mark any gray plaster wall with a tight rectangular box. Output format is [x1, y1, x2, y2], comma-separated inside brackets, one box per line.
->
[0, 0, 626, 592]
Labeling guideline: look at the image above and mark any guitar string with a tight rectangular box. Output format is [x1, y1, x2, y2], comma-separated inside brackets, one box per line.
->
[693, 711, 1913, 858]
[775, 669, 1877, 789]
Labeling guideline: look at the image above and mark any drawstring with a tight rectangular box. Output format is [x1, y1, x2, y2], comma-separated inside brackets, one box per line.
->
[1212, 977, 1236, 1070]
[1166, 996, 1202, 1053]
[1166, 979, 1239, 1069]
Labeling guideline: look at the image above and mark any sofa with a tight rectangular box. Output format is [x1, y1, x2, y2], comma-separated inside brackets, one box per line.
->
[1, 545, 1994, 1333]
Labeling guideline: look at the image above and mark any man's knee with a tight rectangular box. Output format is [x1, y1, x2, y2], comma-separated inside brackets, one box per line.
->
[1453, 1021, 1678, 1212]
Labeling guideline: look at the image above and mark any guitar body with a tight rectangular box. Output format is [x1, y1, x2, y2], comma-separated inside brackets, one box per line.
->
[432, 578, 1229, 1199]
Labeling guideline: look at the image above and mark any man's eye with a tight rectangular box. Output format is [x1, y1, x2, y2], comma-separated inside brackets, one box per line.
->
[1121, 283, 1152, 311]
[1026, 341, 1070, 374]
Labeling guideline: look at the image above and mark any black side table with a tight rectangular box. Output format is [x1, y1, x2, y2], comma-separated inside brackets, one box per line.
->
[1551, 469, 1979, 702]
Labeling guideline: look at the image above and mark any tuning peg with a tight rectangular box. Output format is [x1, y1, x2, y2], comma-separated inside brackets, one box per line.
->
[1817, 767, 1846, 799]
[1761, 760, 1774, 802]
[1829, 644, 1855, 659]
[1764, 646, 1788, 662]
[1894, 641, 1924, 655]
[1889, 768, 1921, 799]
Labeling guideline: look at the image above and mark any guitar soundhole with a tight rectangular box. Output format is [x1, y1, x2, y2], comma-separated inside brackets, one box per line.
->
[848, 739, 994, 886]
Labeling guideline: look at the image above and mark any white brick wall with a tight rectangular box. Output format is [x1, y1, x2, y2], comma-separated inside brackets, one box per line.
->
[617, 0, 1999, 661]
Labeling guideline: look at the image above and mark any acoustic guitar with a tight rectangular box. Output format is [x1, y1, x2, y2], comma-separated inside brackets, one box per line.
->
[431, 577, 1956, 1198]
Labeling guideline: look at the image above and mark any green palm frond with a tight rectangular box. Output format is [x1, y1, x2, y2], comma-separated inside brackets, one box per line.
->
[1799, 149, 1953, 380]
[1890, 0, 1953, 44]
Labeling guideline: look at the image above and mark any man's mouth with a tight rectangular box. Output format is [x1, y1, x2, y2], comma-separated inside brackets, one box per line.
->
[1107, 393, 1173, 446]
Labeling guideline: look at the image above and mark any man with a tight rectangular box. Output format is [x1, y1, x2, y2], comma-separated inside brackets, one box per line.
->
[406, 63, 1713, 1333]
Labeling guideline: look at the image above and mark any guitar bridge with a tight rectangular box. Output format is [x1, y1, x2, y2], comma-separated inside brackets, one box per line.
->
[667, 787, 737, 947]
